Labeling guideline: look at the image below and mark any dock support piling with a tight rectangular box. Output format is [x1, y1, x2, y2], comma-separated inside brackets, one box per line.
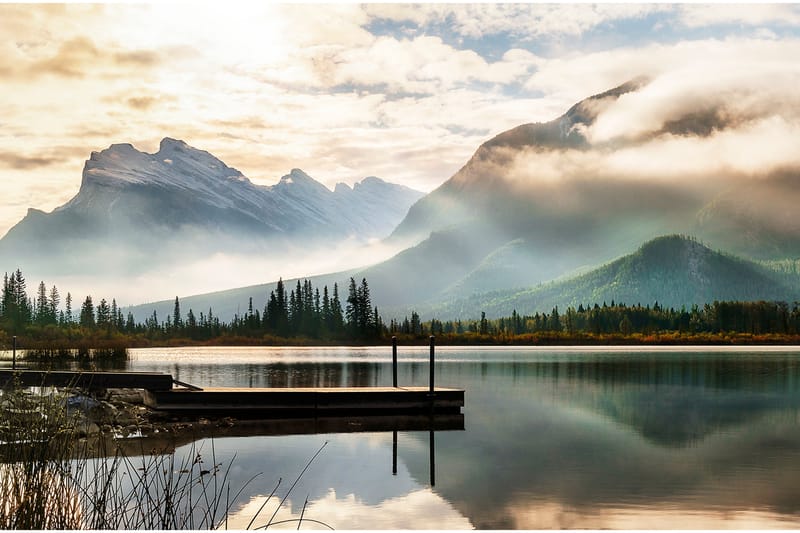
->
[392, 336, 398, 388]
[429, 427, 436, 487]
[429, 336, 435, 394]
[392, 430, 398, 475]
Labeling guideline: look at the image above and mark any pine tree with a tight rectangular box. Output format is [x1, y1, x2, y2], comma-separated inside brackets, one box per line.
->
[320, 285, 331, 334]
[331, 283, 344, 334]
[80, 296, 95, 328]
[187, 308, 197, 337]
[410, 311, 421, 335]
[289, 290, 297, 334]
[373, 306, 381, 336]
[4, 269, 32, 330]
[247, 297, 255, 329]
[358, 278, 373, 335]
[35, 281, 48, 325]
[65, 292, 73, 325]
[96, 298, 111, 329]
[346, 277, 359, 335]
[548, 306, 561, 331]
[275, 278, 289, 336]
[265, 291, 279, 331]
[49, 285, 60, 324]
[173, 296, 182, 330]
[0, 272, 8, 319]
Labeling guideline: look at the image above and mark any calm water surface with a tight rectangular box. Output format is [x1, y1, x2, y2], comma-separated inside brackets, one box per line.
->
[65, 346, 800, 528]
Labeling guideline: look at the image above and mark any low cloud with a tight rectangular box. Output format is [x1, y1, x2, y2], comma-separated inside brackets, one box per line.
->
[584, 45, 800, 145]
[124, 94, 176, 111]
[6, 33, 167, 82]
[30, 36, 100, 78]
[473, 36, 800, 194]
[31, 236, 411, 306]
[113, 50, 160, 66]
[0, 152, 61, 170]
[490, 114, 800, 192]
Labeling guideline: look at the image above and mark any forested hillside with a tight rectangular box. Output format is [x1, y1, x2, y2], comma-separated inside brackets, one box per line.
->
[419, 236, 800, 320]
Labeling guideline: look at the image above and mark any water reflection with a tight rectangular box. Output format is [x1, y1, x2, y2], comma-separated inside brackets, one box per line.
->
[226, 487, 473, 530]
[24, 347, 800, 528]
[393, 352, 800, 529]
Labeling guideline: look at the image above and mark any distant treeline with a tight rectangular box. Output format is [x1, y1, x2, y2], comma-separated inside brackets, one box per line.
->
[3, 267, 800, 349]
[0, 269, 384, 350]
[412, 300, 800, 343]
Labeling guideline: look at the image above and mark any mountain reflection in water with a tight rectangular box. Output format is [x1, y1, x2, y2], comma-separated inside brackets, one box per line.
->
[28, 346, 800, 529]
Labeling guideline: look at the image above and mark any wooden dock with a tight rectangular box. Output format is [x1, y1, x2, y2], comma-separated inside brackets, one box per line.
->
[0, 369, 173, 391]
[144, 386, 464, 416]
[0, 369, 465, 417]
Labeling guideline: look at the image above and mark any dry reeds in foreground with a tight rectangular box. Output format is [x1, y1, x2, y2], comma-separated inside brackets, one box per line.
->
[0, 382, 249, 529]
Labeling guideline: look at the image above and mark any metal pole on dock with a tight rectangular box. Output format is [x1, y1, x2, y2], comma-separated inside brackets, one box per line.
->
[392, 336, 398, 388]
[429, 335, 435, 394]
[12, 336, 16, 370]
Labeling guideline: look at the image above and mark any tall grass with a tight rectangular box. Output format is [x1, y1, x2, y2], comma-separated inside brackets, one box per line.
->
[0, 381, 330, 530]
[0, 382, 85, 528]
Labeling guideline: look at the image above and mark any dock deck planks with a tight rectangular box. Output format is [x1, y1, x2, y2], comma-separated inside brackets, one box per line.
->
[144, 386, 465, 415]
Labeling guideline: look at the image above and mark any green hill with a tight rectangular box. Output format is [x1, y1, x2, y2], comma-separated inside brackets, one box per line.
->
[421, 235, 800, 319]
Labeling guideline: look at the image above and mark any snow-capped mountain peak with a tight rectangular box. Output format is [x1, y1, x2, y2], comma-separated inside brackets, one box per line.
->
[4, 137, 425, 274]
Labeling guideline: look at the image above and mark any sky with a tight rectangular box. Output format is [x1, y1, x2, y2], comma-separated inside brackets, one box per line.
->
[2, 2, 800, 239]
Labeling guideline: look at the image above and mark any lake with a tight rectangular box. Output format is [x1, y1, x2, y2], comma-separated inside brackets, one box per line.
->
[27, 346, 800, 528]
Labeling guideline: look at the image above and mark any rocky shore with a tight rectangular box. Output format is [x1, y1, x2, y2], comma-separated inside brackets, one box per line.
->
[69, 388, 236, 441]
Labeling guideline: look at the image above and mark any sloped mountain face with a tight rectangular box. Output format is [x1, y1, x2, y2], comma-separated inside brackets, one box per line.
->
[0, 138, 423, 275]
[695, 171, 800, 260]
[392, 78, 681, 242]
[376, 80, 709, 308]
[121, 80, 800, 319]
[421, 236, 800, 319]
[368, 78, 800, 314]
[125, 234, 799, 323]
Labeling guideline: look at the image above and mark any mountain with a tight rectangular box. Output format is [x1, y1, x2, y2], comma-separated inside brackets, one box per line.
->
[128, 234, 799, 324]
[695, 171, 800, 260]
[127, 76, 800, 321]
[392, 79, 699, 244]
[420, 235, 800, 319]
[377, 78, 800, 311]
[0, 138, 423, 277]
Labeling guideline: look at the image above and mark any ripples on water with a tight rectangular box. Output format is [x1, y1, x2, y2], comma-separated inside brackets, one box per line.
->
[8, 345, 800, 529]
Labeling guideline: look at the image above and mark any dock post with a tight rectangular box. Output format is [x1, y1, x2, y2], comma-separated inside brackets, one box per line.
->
[11, 336, 16, 371]
[429, 427, 436, 487]
[429, 335, 435, 394]
[392, 430, 398, 475]
[392, 336, 398, 387]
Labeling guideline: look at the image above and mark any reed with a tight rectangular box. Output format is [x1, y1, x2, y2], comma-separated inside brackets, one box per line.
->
[0, 380, 326, 530]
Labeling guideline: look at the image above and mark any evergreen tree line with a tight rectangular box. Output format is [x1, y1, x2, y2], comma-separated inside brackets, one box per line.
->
[1, 269, 128, 334]
[220, 277, 383, 340]
[0, 269, 383, 343]
[414, 300, 800, 338]
[5, 267, 800, 346]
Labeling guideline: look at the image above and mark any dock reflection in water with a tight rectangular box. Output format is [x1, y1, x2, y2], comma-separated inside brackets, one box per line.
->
[18, 346, 800, 529]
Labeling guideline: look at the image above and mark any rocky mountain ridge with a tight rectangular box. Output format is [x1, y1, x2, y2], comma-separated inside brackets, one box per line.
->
[0, 138, 424, 277]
